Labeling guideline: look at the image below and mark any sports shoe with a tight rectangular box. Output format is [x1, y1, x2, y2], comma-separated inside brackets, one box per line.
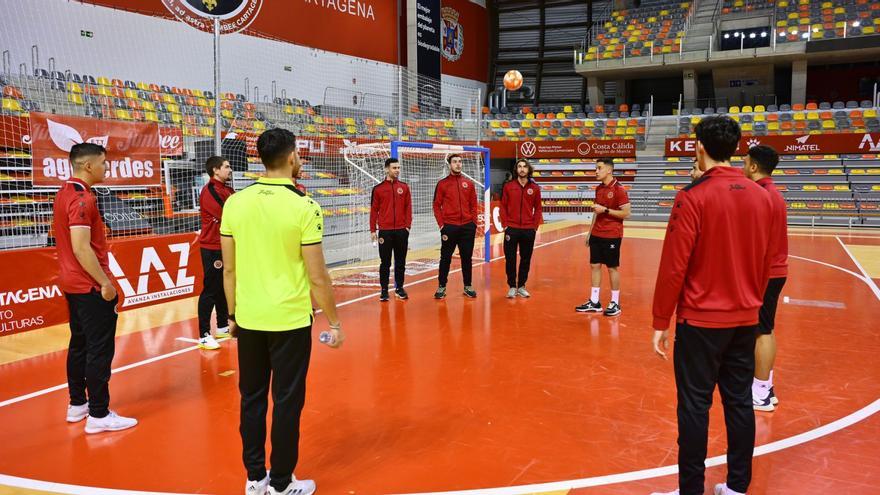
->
[604, 301, 621, 316]
[769, 386, 779, 405]
[753, 391, 775, 412]
[67, 402, 89, 423]
[245, 475, 269, 495]
[379, 289, 390, 302]
[714, 483, 746, 495]
[434, 286, 446, 299]
[84, 411, 137, 434]
[198, 335, 221, 350]
[575, 300, 602, 313]
[516, 287, 531, 298]
[463, 286, 477, 298]
[395, 288, 409, 300]
[649, 490, 679, 495]
[507, 287, 517, 298]
[215, 326, 231, 340]
[267, 478, 316, 495]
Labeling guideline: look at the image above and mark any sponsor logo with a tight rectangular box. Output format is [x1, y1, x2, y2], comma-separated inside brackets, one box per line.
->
[667, 140, 697, 153]
[108, 242, 196, 308]
[782, 135, 820, 153]
[161, 0, 263, 33]
[796, 135, 810, 144]
[462, 182, 468, 189]
[441, 7, 464, 62]
[859, 134, 880, 152]
[213, 260, 223, 269]
[747, 138, 761, 148]
[577, 142, 590, 155]
[729, 184, 746, 191]
[520, 141, 537, 157]
[0, 285, 62, 307]
[397, 188, 404, 194]
[304, 0, 376, 21]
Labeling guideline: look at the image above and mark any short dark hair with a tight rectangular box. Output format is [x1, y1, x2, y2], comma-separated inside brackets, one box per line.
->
[695, 115, 741, 163]
[256, 128, 297, 170]
[205, 156, 226, 177]
[69, 143, 106, 166]
[597, 158, 615, 169]
[747, 145, 779, 175]
[447, 154, 462, 164]
[385, 158, 399, 168]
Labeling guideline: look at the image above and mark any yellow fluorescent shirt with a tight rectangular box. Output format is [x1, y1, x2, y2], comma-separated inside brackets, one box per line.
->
[220, 177, 323, 331]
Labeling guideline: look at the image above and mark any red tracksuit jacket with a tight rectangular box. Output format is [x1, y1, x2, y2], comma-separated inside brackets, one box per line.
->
[433, 173, 479, 227]
[198, 178, 235, 250]
[652, 166, 779, 330]
[757, 177, 789, 278]
[369, 179, 412, 232]
[500, 178, 543, 229]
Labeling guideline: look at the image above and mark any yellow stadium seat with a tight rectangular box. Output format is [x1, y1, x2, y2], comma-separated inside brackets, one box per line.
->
[556, 112, 566, 119]
[97, 76, 111, 86]
[563, 105, 573, 113]
[67, 82, 83, 94]
[521, 120, 532, 129]
[729, 106, 740, 114]
[97, 87, 112, 97]
[585, 120, 595, 128]
[865, 109, 878, 118]
[162, 94, 175, 104]
[345, 117, 356, 126]
[171, 113, 182, 124]
[807, 111, 820, 120]
[626, 127, 637, 135]
[375, 118, 386, 126]
[142, 101, 155, 111]
[754, 105, 766, 112]
[793, 112, 806, 121]
[768, 122, 780, 131]
[822, 120, 835, 129]
[741, 123, 753, 132]
[754, 114, 766, 122]
[254, 121, 266, 131]
[833, 185, 849, 191]
[444, 120, 454, 128]
[742, 106, 753, 113]
[167, 103, 180, 114]
[863, 26, 876, 35]
[67, 93, 84, 105]
[136, 82, 150, 91]
[284, 105, 294, 114]
[145, 111, 159, 122]
[571, 128, 582, 136]
[538, 129, 549, 137]
[490, 121, 500, 128]
[124, 89, 138, 99]
[691, 116, 701, 124]
[115, 109, 132, 120]
[192, 89, 204, 98]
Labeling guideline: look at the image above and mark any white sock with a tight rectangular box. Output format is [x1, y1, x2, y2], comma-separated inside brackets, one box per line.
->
[611, 290, 620, 304]
[590, 287, 600, 303]
[769, 369, 774, 387]
[217, 326, 229, 333]
[752, 377, 770, 399]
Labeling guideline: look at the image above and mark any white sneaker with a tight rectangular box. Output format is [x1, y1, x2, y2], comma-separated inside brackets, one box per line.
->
[199, 335, 222, 350]
[516, 287, 531, 298]
[84, 411, 137, 434]
[714, 483, 746, 495]
[215, 326, 231, 340]
[649, 490, 678, 495]
[246, 476, 269, 495]
[507, 287, 517, 298]
[66, 402, 89, 423]
[268, 478, 316, 495]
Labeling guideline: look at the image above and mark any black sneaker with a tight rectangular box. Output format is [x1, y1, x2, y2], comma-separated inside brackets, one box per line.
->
[575, 300, 602, 313]
[379, 289, 389, 302]
[604, 301, 621, 316]
[395, 287, 409, 300]
[463, 286, 477, 298]
[434, 286, 447, 299]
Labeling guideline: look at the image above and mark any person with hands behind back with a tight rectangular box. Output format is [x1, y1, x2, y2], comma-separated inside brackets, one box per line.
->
[500, 158, 543, 298]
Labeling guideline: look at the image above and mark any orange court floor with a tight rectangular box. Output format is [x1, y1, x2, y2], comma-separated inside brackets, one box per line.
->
[0, 222, 879, 495]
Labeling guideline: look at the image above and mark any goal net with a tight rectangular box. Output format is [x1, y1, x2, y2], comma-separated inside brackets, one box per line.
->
[328, 141, 490, 287]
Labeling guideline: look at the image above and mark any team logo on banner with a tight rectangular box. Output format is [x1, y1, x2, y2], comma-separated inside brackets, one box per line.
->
[441, 7, 464, 62]
[161, 0, 263, 33]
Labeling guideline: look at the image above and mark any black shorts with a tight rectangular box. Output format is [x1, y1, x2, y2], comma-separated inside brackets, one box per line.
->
[758, 277, 786, 335]
[589, 235, 622, 268]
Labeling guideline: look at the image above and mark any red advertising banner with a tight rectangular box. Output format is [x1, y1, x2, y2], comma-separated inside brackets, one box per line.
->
[484, 139, 637, 159]
[665, 133, 880, 157]
[0, 233, 203, 336]
[440, 0, 489, 82]
[159, 126, 184, 156]
[30, 113, 162, 187]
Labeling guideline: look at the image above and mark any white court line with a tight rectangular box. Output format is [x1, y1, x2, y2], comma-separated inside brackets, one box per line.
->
[835, 236, 880, 301]
[788, 254, 867, 282]
[2, 232, 878, 495]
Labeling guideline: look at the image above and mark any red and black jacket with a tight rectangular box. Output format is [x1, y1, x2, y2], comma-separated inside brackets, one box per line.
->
[652, 166, 779, 330]
[433, 174, 479, 227]
[369, 179, 412, 232]
[500, 178, 543, 229]
[198, 178, 235, 250]
[757, 177, 789, 278]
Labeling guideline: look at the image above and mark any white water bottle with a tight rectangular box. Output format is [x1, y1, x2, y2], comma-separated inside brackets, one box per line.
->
[319, 331, 335, 345]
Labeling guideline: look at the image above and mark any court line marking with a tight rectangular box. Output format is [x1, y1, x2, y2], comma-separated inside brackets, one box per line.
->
[788, 254, 867, 282]
[836, 236, 880, 301]
[0, 233, 876, 495]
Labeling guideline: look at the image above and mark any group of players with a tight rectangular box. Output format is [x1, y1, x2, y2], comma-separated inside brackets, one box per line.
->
[52, 114, 788, 495]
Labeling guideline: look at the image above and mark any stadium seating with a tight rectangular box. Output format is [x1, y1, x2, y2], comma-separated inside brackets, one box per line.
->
[584, 1, 693, 61]
[677, 104, 879, 137]
[719, 0, 880, 42]
[481, 103, 649, 145]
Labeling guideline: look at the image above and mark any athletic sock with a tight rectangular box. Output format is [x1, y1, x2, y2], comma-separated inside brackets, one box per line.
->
[611, 290, 620, 304]
[769, 369, 774, 388]
[590, 287, 600, 303]
[752, 377, 771, 399]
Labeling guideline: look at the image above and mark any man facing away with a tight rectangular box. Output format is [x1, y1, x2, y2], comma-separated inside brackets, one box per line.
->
[220, 128, 344, 495]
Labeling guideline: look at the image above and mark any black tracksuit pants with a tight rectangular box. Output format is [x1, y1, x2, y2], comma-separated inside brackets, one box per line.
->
[503, 227, 536, 288]
[438, 222, 477, 287]
[198, 248, 229, 338]
[238, 326, 311, 492]
[65, 290, 119, 418]
[378, 229, 409, 290]
[674, 320, 757, 495]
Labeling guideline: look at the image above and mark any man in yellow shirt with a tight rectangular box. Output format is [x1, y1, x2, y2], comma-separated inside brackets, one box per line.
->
[220, 128, 344, 495]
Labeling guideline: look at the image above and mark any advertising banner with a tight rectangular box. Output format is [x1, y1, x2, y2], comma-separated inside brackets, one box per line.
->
[30, 113, 162, 187]
[665, 133, 880, 157]
[0, 233, 203, 336]
[483, 139, 638, 159]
